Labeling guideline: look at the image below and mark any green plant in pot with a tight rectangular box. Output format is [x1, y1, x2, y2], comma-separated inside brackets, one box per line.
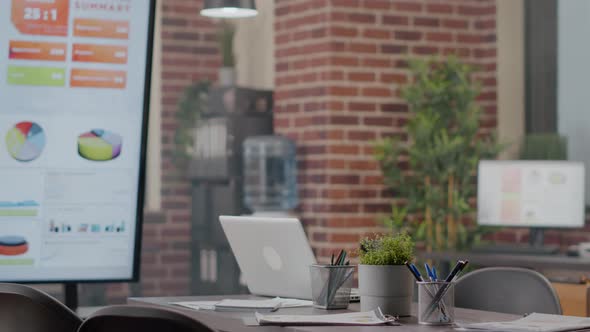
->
[218, 20, 236, 86]
[358, 233, 415, 316]
[374, 56, 505, 252]
[174, 80, 211, 164]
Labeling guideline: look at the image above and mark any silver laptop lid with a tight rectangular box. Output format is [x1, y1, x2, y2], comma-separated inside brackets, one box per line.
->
[219, 215, 317, 300]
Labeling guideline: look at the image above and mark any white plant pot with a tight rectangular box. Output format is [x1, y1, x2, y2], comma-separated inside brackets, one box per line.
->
[358, 264, 414, 316]
[219, 67, 236, 86]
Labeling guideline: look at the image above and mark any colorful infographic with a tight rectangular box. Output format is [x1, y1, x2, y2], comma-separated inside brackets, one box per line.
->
[5, 122, 46, 162]
[0, 236, 29, 256]
[0, 0, 152, 280]
[73, 18, 130, 39]
[11, 0, 69, 36]
[9, 41, 67, 61]
[78, 129, 122, 161]
[0, 200, 39, 217]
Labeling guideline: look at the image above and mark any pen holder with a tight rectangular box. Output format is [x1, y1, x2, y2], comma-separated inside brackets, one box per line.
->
[310, 264, 354, 310]
[417, 281, 455, 325]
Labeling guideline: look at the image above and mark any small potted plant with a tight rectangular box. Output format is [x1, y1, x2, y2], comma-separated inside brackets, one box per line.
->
[217, 21, 236, 86]
[358, 233, 415, 316]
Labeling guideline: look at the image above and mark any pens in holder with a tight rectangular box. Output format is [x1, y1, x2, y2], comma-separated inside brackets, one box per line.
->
[423, 260, 468, 319]
[406, 262, 449, 320]
[312, 250, 353, 309]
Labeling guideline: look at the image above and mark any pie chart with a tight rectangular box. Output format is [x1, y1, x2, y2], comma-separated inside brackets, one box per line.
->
[0, 235, 28, 256]
[78, 129, 122, 161]
[5, 121, 46, 162]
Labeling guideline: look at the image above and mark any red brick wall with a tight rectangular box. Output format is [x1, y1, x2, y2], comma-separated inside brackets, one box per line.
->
[273, 0, 498, 261]
[105, 0, 220, 303]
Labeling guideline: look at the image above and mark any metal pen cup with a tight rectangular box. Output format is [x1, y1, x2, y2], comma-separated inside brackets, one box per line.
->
[417, 281, 455, 325]
[309, 264, 354, 309]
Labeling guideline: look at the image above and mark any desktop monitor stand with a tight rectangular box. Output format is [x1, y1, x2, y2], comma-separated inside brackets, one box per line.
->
[472, 228, 559, 255]
[529, 228, 545, 247]
[64, 283, 78, 311]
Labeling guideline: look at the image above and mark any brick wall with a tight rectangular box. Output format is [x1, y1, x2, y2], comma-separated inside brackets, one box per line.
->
[273, 0, 498, 261]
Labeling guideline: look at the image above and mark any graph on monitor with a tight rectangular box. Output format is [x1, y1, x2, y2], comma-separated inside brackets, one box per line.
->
[5, 121, 46, 162]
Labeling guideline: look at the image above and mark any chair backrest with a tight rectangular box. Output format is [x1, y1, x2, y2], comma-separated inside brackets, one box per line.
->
[78, 305, 216, 332]
[455, 267, 562, 315]
[0, 283, 82, 332]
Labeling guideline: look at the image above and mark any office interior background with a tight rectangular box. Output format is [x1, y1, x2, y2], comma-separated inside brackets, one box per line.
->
[23, 0, 590, 307]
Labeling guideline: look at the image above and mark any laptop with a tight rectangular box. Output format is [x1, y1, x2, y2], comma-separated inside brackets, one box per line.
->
[219, 215, 361, 301]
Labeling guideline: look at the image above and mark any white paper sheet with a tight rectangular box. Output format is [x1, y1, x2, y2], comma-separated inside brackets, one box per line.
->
[255, 308, 399, 326]
[171, 297, 313, 311]
[457, 313, 590, 332]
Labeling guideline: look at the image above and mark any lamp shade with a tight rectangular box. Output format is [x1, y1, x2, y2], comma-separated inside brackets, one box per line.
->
[201, 0, 258, 18]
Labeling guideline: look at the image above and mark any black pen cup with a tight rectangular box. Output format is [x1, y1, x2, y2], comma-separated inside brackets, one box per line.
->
[417, 281, 455, 325]
[309, 264, 354, 309]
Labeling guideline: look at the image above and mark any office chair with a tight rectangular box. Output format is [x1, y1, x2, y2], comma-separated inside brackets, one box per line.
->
[455, 267, 562, 315]
[0, 283, 82, 332]
[78, 305, 216, 332]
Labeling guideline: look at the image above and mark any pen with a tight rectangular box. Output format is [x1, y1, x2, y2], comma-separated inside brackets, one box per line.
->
[405, 261, 422, 281]
[331, 253, 334, 266]
[338, 251, 347, 266]
[424, 263, 433, 281]
[409, 263, 424, 281]
[334, 250, 344, 266]
[432, 267, 438, 281]
[444, 260, 467, 283]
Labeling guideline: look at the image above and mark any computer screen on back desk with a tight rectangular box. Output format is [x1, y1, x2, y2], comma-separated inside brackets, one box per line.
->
[478, 160, 586, 228]
[0, 0, 154, 282]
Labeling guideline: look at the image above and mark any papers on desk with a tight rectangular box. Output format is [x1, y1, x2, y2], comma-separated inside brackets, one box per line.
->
[255, 308, 399, 326]
[171, 297, 313, 311]
[457, 313, 590, 332]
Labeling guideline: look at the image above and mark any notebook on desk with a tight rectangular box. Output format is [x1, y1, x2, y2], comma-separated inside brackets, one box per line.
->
[219, 216, 360, 302]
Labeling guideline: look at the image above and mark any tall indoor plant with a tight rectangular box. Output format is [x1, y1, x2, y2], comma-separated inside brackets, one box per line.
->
[358, 233, 414, 316]
[375, 56, 503, 251]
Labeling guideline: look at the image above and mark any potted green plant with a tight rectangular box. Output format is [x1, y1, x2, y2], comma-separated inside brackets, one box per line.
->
[374, 56, 504, 251]
[218, 20, 236, 86]
[174, 80, 211, 164]
[358, 233, 415, 316]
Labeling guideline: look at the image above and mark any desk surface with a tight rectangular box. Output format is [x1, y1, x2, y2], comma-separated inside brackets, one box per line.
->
[128, 295, 518, 332]
[419, 251, 590, 272]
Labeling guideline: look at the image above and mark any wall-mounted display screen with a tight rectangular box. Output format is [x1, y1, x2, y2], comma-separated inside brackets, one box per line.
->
[0, 0, 154, 282]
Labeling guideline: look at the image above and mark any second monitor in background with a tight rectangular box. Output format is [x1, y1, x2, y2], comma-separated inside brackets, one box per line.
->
[477, 160, 585, 254]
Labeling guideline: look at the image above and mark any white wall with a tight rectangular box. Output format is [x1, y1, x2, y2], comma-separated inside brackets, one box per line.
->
[558, 0, 590, 204]
[146, 0, 162, 211]
[234, 0, 275, 90]
[497, 0, 525, 159]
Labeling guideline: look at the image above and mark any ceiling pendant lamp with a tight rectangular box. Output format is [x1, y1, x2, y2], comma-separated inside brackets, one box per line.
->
[201, 0, 258, 18]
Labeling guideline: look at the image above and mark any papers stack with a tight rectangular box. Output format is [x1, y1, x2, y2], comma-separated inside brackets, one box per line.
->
[457, 313, 590, 332]
[171, 297, 313, 311]
[255, 308, 399, 326]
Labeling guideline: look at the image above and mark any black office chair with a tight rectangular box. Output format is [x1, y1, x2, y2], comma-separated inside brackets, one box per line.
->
[455, 267, 562, 315]
[0, 283, 82, 332]
[78, 305, 216, 332]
